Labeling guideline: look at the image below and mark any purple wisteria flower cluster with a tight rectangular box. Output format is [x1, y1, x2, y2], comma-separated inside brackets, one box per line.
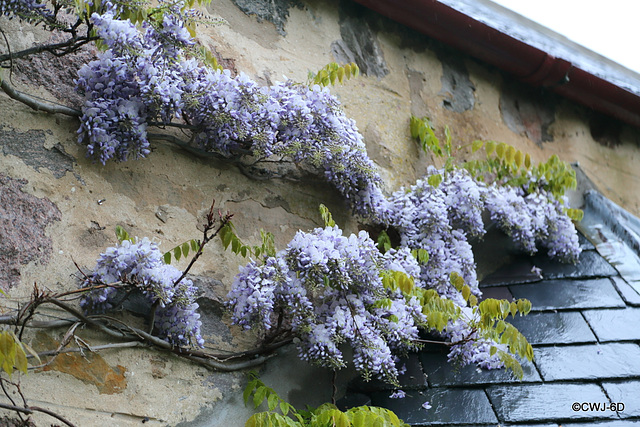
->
[76, 4, 384, 219]
[80, 238, 204, 348]
[386, 169, 481, 304]
[377, 168, 580, 368]
[0, 0, 51, 22]
[485, 181, 581, 263]
[229, 168, 579, 378]
[227, 226, 426, 382]
[68, 0, 583, 382]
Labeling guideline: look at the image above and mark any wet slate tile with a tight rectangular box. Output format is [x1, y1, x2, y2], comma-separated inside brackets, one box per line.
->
[479, 286, 514, 302]
[532, 250, 617, 280]
[507, 311, 597, 345]
[503, 425, 557, 427]
[349, 353, 426, 392]
[534, 343, 640, 381]
[579, 233, 596, 251]
[509, 278, 626, 311]
[370, 387, 497, 425]
[480, 257, 540, 287]
[420, 351, 541, 386]
[602, 381, 640, 417]
[611, 276, 640, 306]
[562, 422, 640, 427]
[336, 393, 371, 411]
[487, 383, 616, 423]
[583, 308, 640, 341]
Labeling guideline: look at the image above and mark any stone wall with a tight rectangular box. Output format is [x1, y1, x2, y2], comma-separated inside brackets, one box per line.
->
[1, 0, 639, 425]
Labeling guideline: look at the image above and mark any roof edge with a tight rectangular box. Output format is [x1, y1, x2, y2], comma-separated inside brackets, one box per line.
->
[353, 0, 640, 128]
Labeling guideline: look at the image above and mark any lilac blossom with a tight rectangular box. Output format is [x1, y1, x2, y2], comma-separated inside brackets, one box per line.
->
[80, 238, 204, 348]
[389, 390, 406, 399]
[227, 226, 426, 383]
[76, 7, 386, 219]
[71, 0, 585, 381]
[485, 185, 581, 263]
[387, 172, 479, 302]
[0, 0, 51, 22]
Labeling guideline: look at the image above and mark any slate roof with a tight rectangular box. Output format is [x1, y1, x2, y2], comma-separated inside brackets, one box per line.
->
[338, 189, 640, 426]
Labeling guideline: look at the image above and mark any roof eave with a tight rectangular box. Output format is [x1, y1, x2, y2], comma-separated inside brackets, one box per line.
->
[354, 0, 640, 128]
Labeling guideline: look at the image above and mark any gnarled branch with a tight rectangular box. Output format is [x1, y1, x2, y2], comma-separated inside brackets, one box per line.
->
[0, 77, 80, 116]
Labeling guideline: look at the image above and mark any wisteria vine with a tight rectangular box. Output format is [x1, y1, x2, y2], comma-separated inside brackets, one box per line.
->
[3, 0, 583, 385]
[71, 0, 385, 220]
[80, 237, 204, 348]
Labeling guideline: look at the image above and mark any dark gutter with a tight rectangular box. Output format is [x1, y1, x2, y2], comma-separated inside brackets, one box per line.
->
[353, 0, 640, 128]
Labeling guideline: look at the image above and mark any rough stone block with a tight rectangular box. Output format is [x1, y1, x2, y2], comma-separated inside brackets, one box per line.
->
[0, 174, 61, 289]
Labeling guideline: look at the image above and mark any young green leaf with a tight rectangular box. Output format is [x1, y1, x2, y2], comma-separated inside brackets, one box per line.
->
[319, 204, 336, 227]
[115, 225, 133, 243]
[472, 140, 484, 153]
[427, 173, 443, 187]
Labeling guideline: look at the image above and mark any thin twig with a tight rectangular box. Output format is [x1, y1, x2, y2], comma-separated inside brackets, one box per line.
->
[0, 27, 13, 80]
[0, 378, 22, 422]
[0, 401, 77, 426]
[173, 200, 232, 286]
[44, 298, 127, 340]
[29, 405, 77, 427]
[331, 369, 337, 405]
[412, 338, 450, 346]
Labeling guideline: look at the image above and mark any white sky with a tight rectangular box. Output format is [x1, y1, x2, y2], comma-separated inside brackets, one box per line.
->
[489, 0, 640, 74]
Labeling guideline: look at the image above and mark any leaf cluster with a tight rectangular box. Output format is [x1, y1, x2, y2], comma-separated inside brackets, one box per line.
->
[409, 116, 582, 220]
[0, 330, 39, 377]
[116, 225, 202, 264]
[319, 204, 336, 227]
[163, 239, 201, 264]
[77, 0, 222, 69]
[219, 222, 277, 260]
[468, 140, 579, 203]
[382, 270, 533, 379]
[115, 225, 134, 243]
[243, 373, 409, 427]
[476, 297, 534, 379]
[308, 62, 360, 87]
[450, 272, 533, 379]
[410, 116, 452, 159]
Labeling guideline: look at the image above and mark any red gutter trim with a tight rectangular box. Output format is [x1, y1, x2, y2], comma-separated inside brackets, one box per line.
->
[354, 0, 640, 128]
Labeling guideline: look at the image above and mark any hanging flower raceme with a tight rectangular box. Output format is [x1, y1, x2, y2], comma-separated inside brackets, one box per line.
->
[227, 226, 426, 383]
[1, 0, 52, 22]
[76, 7, 386, 220]
[80, 238, 204, 348]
